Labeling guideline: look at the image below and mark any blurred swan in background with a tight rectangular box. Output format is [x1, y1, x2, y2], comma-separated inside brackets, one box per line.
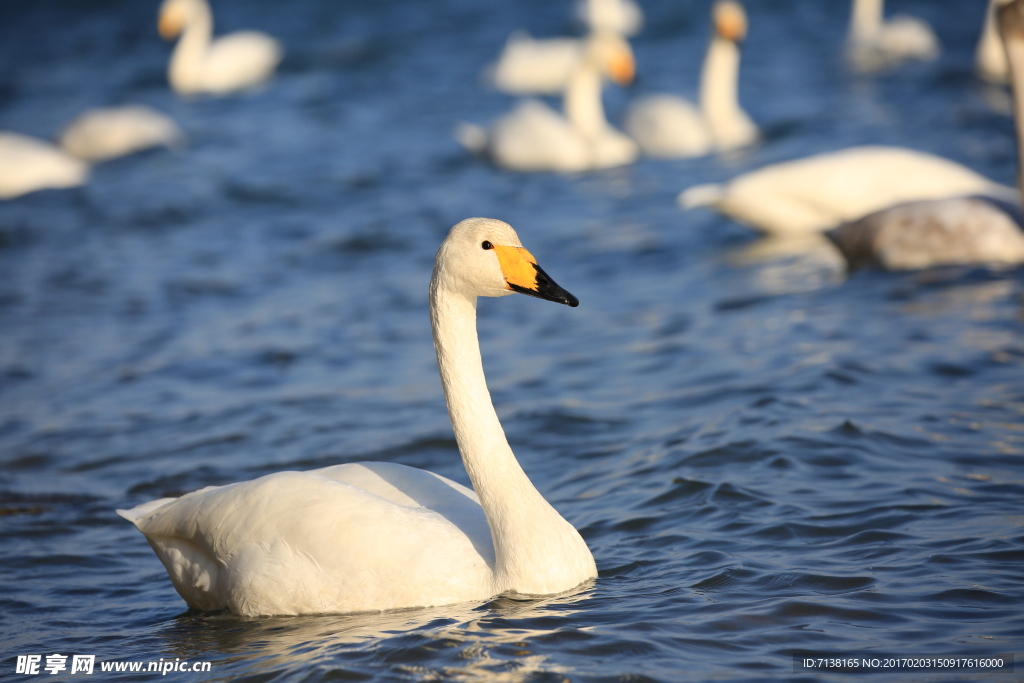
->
[624, 0, 755, 158]
[978, 0, 1013, 84]
[679, 146, 1016, 236]
[826, 0, 1024, 271]
[119, 218, 596, 616]
[846, 0, 939, 72]
[488, 0, 641, 95]
[0, 132, 88, 200]
[59, 105, 184, 162]
[158, 0, 282, 96]
[459, 33, 637, 172]
[576, 0, 643, 37]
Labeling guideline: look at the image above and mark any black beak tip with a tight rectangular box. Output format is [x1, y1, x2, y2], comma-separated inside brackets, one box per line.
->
[563, 292, 580, 307]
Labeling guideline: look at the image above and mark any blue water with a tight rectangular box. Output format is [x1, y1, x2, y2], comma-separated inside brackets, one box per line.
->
[2, 0, 1023, 680]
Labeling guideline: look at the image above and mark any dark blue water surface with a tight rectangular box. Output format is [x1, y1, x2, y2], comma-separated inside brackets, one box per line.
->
[2, 0, 1023, 680]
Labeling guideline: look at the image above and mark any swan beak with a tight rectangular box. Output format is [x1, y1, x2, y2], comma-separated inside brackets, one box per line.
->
[493, 246, 579, 307]
[159, 10, 184, 39]
[609, 51, 636, 86]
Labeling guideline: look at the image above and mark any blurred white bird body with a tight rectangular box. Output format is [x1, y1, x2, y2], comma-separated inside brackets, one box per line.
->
[59, 105, 183, 162]
[460, 33, 638, 172]
[679, 146, 1016, 236]
[625, 1, 755, 158]
[846, 0, 938, 72]
[488, 0, 642, 95]
[120, 218, 595, 617]
[827, 1, 1024, 270]
[0, 132, 88, 200]
[977, 0, 1013, 83]
[159, 0, 282, 96]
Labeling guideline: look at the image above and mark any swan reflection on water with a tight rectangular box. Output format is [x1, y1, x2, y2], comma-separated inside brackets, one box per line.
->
[154, 586, 594, 679]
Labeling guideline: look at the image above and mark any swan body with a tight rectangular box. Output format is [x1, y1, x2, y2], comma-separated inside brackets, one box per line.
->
[59, 105, 184, 162]
[488, 33, 584, 95]
[0, 132, 88, 200]
[678, 146, 1016, 236]
[575, 0, 643, 37]
[461, 33, 638, 172]
[120, 218, 596, 616]
[978, 0, 1013, 84]
[159, 0, 282, 96]
[846, 0, 939, 72]
[826, 1, 1024, 271]
[625, 1, 756, 158]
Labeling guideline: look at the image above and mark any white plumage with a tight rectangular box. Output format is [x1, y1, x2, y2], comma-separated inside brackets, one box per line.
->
[0, 132, 88, 200]
[120, 218, 596, 616]
[59, 105, 183, 162]
[845, 0, 939, 73]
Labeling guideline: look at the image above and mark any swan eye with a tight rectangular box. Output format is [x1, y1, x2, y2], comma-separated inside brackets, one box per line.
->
[481, 241, 493, 250]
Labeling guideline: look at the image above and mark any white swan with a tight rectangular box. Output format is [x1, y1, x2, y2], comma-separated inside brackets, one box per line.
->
[158, 0, 282, 96]
[488, 0, 641, 95]
[119, 218, 596, 616]
[624, 0, 755, 158]
[59, 105, 184, 162]
[459, 33, 637, 173]
[846, 0, 939, 73]
[826, 1, 1024, 271]
[978, 0, 1013, 84]
[679, 146, 1016, 236]
[0, 132, 88, 200]
[576, 0, 643, 37]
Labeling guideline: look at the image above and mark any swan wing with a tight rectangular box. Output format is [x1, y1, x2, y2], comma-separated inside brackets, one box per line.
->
[0, 132, 88, 199]
[119, 468, 494, 615]
[625, 94, 712, 158]
[489, 100, 590, 172]
[488, 34, 582, 95]
[203, 31, 283, 93]
[59, 106, 183, 162]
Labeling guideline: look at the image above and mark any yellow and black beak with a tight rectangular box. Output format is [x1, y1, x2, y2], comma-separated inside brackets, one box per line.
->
[492, 245, 579, 307]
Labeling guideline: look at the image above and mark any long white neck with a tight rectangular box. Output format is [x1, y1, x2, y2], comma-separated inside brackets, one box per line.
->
[169, 0, 212, 94]
[563, 61, 606, 141]
[699, 36, 754, 148]
[850, 0, 883, 40]
[429, 281, 595, 594]
[979, 0, 1011, 82]
[1005, 31, 1024, 199]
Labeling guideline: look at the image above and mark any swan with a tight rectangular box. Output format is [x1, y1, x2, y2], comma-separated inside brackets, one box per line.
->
[158, 0, 282, 96]
[58, 105, 184, 162]
[825, 1, 1024, 271]
[678, 146, 1017, 236]
[0, 132, 88, 200]
[624, 0, 756, 158]
[488, 0, 641, 95]
[575, 0, 643, 38]
[118, 218, 596, 616]
[845, 0, 939, 73]
[978, 0, 1013, 84]
[459, 33, 638, 173]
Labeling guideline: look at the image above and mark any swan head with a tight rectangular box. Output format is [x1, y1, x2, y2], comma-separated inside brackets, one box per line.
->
[713, 1, 748, 43]
[433, 218, 579, 307]
[159, 0, 201, 39]
[585, 32, 636, 86]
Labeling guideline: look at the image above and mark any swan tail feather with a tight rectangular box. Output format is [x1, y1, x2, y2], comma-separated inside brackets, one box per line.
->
[117, 497, 176, 526]
[678, 183, 726, 209]
[455, 123, 488, 155]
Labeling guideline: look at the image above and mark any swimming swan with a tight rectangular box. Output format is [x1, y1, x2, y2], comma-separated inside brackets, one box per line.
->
[0, 132, 88, 200]
[460, 33, 637, 172]
[488, 0, 641, 95]
[59, 105, 184, 162]
[118, 218, 596, 616]
[826, 1, 1024, 271]
[158, 0, 283, 96]
[624, 0, 756, 158]
[978, 0, 1013, 84]
[846, 0, 939, 73]
[678, 146, 1017, 236]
